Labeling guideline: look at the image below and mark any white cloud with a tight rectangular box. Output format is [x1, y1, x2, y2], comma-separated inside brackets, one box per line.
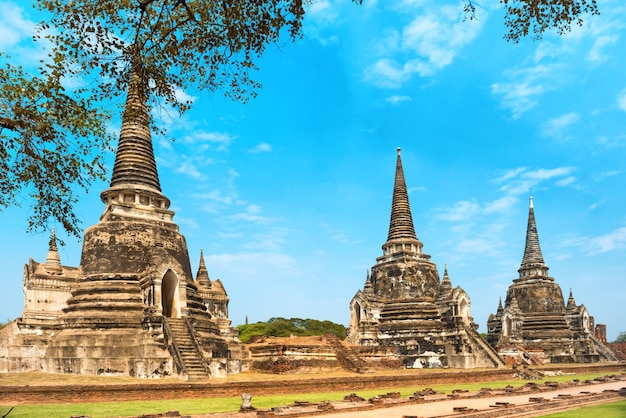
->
[588, 35, 619, 63]
[364, 3, 486, 88]
[493, 167, 528, 183]
[182, 131, 234, 151]
[303, 0, 344, 45]
[318, 221, 361, 244]
[587, 200, 604, 211]
[541, 112, 580, 139]
[524, 167, 576, 180]
[438, 221, 510, 265]
[492, 2, 626, 118]
[219, 231, 244, 239]
[192, 189, 236, 205]
[491, 64, 561, 118]
[173, 215, 199, 230]
[249, 142, 272, 153]
[176, 160, 202, 179]
[386, 95, 412, 104]
[0, 2, 35, 49]
[434, 200, 480, 222]
[228, 204, 272, 225]
[205, 252, 299, 279]
[533, 41, 571, 63]
[247, 204, 262, 214]
[454, 237, 502, 256]
[408, 186, 426, 193]
[594, 170, 621, 181]
[589, 227, 626, 254]
[617, 89, 626, 112]
[434, 196, 518, 223]
[555, 176, 576, 187]
[242, 227, 290, 251]
[364, 59, 407, 88]
[484, 196, 519, 214]
[174, 89, 197, 105]
[494, 166, 577, 195]
[308, 1, 339, 26]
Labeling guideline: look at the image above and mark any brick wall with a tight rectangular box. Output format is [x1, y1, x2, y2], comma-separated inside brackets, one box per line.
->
[2, 364, 624, 405]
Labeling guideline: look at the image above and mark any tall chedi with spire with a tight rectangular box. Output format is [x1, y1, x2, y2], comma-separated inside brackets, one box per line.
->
[0, 72, 246, 379]
[486, 196, 618, 364]
[347, 148, 504, 369]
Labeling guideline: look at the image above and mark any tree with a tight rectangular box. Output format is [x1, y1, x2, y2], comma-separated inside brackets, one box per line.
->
[465, 0, 599, 42]
[615, 331, 626, 343]
[1, 0, 336, 238]
[1, 0, 599, 237]
[237, 317, 347, 343]
[502, 0, 599, 42]
[0, 54, 112, 238]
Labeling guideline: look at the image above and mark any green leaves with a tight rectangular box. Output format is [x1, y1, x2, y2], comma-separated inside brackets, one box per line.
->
[0, 53, 112, 238]
[3, 0, 320, 238]
[237, 317, 347, 343]
[35, 0, 314, 112]
[500, 0, 600, 42]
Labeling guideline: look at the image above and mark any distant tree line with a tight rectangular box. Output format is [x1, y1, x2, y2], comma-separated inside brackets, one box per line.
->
[237, 317, 347, 343]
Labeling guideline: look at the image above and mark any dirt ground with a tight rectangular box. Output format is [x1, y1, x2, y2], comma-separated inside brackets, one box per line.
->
[1, 363, 624, 407]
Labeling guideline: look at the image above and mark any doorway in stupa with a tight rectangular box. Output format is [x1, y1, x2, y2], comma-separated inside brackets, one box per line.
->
[161, 269, 181, 318]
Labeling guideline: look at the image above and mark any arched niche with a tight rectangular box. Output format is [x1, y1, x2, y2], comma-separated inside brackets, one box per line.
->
[503, 315, 512, 337]
[161, 269, 180, 318]
[458, 297, 470, 325]
[350, 301, 362, 330]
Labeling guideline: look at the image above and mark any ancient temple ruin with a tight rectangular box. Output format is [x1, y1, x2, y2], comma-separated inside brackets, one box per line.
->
[486, 197, 618, 364]
[0, 77, 246, 380]
[346, 148, 504, 369]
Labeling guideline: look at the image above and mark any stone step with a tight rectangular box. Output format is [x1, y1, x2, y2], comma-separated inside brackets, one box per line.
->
[165, 318, 208, 379]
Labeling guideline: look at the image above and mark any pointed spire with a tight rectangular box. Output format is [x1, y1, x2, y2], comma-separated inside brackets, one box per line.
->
[100, 70, 172, 221]
[497, 297, 503, 314]
[196, 249, 211, 288]
[110, 72, 161, 193]
[44, 228, 63, 275]
[518, 195, 549, 278]
[387, 147, 418, 242]
[441, 263, 452, 291]
[567, 288, 577, 309]
[364, 269, 374, 294]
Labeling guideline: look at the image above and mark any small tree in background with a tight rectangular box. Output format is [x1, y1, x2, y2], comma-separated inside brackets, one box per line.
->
[237, 317, 347, 343]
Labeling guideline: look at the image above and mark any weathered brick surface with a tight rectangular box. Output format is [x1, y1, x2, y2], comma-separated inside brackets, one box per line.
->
[609, 342, 626, 361]
[2, 364, 623, 405]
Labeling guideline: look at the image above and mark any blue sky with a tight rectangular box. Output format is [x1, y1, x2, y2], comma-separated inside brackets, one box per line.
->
[1, 1, 625, 340]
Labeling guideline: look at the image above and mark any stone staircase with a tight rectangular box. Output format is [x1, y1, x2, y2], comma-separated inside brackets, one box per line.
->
[164, 317, 209, 381]
[590, 334, 620, 362]
[463, 325, 506, 368]
[324, 334, 369, 373]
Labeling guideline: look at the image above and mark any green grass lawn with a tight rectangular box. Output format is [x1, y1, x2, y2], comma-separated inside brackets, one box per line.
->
[0, 371, 622, 418]
[539, 399, 626, 417]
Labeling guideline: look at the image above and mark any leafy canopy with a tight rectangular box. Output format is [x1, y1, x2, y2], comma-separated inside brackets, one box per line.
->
[237, 317, 347, 343]
[500, 0, 600, 42]
[464, 0, 599, 42]
[1, 0, 322, 238]
[0, 53, 111, 238]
